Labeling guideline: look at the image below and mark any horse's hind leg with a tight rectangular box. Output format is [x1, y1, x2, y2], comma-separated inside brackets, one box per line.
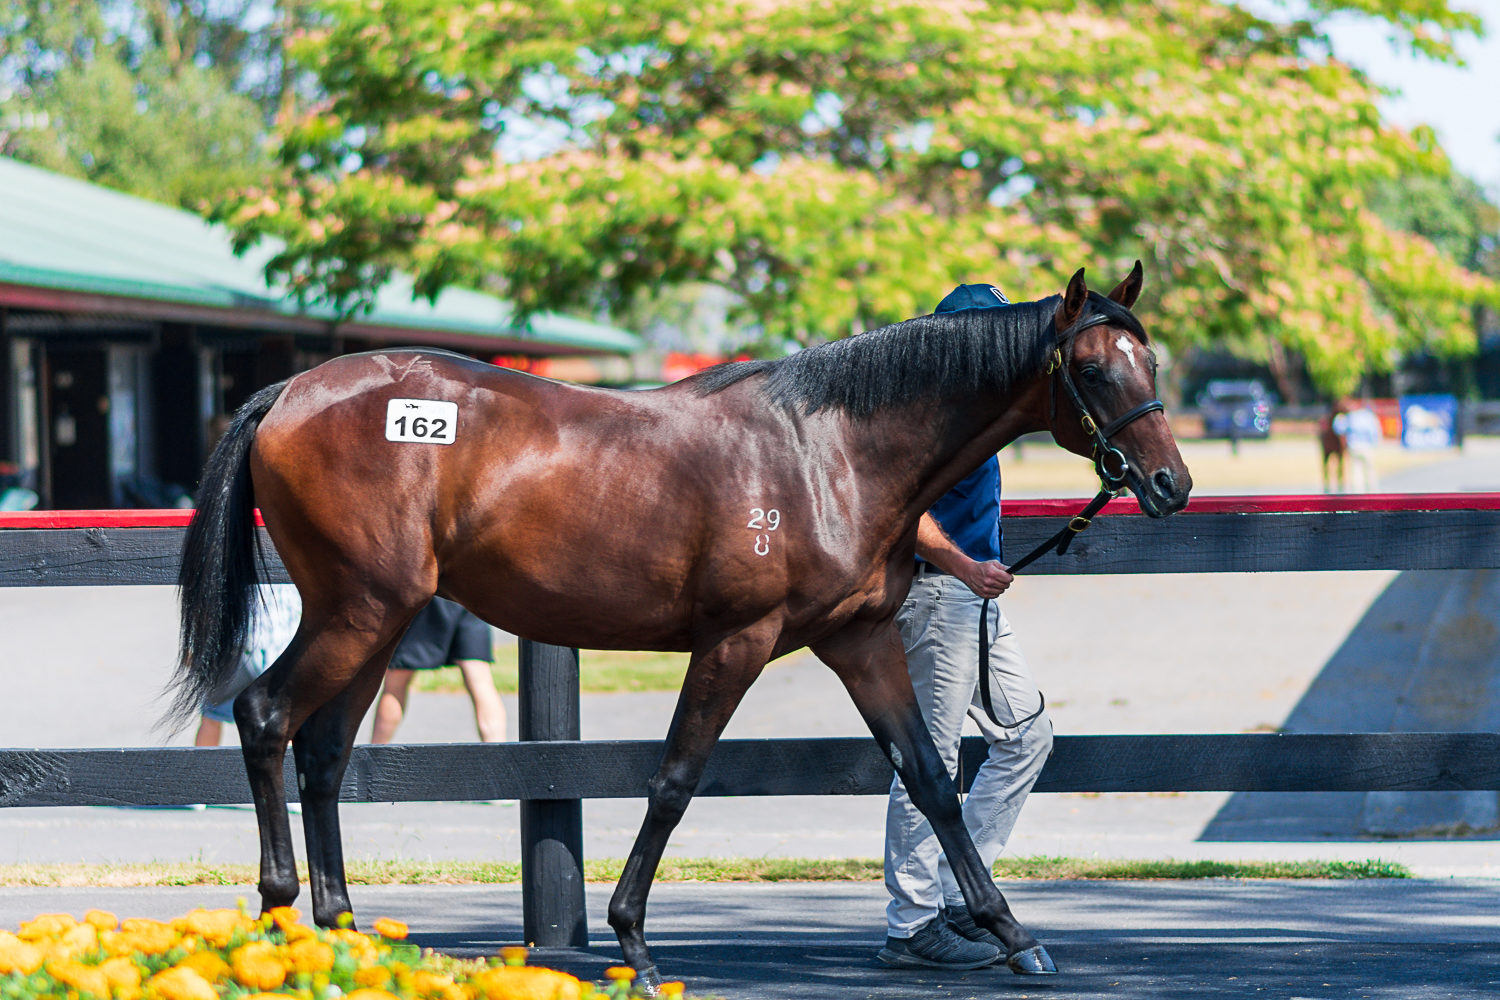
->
[293, 638, 399, 927]
[607, 628, 775, 992]
[813, 621, 1056, 975]
[235, 612, 408, 919]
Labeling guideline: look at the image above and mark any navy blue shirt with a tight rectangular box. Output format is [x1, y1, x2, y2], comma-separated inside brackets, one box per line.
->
[919, 455, 1002, 565]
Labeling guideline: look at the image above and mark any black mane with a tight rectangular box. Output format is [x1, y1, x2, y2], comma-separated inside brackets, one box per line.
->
[690, 295, 1094, 417]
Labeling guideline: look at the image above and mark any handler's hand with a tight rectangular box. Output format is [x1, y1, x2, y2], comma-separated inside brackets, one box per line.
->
[960, 559, 1013, 599]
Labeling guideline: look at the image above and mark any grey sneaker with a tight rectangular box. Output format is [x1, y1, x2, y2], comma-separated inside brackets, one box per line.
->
[877, 915, 1002, 969]
[944, 904, 1004, 949]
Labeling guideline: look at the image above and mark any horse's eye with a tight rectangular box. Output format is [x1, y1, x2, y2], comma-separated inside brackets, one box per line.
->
[1080, 365, 1104, 386]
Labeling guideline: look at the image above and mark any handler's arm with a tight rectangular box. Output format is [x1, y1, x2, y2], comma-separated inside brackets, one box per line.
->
[915, 512, 1012, 599]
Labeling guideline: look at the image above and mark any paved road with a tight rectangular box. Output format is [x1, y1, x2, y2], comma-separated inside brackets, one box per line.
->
[1, 880, 1497, 999]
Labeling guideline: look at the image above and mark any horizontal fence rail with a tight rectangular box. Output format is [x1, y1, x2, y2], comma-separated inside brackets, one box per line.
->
[3, 494, 1500, 585]
[2, 733, 1498, 809]
[3, 495, 1499, 946]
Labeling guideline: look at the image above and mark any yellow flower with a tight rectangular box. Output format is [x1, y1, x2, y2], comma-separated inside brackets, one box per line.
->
[283, 937, 336, 975]
[353, 965, 393, 989]
[18, 913, 77, 941]
[0, 931, 44, 974]
[229, 941, 287, 991]
[146, 966, 217, 1000]
[100, 955, 144, 997]
[603, 967, 635, 981]
[46, 957, 110, 998]
[499, 946, 528, 967]
[60, 922, 100, 955]
[85, 911, 120, 932]
[175, 951, 230, 983]
[659, 983, 685, 997]
[115, 920, 178, 956]
[467, 966, 583, 1000]
[345, 990, 402, 1000]
[372, 917, 409, 940]
[176, 909, 246, 948]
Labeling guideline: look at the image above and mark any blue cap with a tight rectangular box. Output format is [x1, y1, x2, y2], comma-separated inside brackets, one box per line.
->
[935, 283, 1009, 313]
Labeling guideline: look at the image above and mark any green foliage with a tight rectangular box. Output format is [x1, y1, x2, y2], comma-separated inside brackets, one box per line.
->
[213, 0, 1497, 392]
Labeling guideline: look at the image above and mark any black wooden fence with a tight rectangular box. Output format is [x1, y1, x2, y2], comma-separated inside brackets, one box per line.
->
[3, 494, 1499, 947]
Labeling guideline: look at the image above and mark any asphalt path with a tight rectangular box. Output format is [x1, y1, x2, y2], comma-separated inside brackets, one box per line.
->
[0, 880, 1497, 999]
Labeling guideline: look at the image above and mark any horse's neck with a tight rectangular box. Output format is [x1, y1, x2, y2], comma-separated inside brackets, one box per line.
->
[853, 377, 1049, 519]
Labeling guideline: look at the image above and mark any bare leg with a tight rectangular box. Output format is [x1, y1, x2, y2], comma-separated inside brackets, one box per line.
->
[814, 621, 1055, 974]
[607, 628, 775, 992]
[370, 668, 415, 744]
[457, 659, 507, 741]
[194, 718, 223, 747]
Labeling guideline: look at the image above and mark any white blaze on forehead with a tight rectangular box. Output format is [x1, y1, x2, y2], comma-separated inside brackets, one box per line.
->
[1114, 334, 1140, 371]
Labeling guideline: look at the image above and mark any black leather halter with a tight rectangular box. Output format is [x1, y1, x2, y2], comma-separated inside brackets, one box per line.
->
[972, 310, 1165, 731]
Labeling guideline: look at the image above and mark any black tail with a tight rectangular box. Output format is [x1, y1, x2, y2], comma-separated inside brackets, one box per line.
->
[162, 380, 288, 732]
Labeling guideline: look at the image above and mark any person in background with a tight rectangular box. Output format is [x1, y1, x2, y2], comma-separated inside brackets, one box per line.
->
[370, 596, 508, 744]
[1334, 400, 1382, 492]
[878, 283, 1054, 973]
[194, 583, 302, 746]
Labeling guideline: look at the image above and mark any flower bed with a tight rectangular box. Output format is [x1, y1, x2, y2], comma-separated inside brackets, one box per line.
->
[0, 906, 682, 1000]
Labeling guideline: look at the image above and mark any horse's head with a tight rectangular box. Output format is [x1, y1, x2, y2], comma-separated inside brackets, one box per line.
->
[1044, 263, 1191, 517]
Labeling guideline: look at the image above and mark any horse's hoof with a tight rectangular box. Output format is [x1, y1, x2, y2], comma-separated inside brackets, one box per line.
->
[1007, 944, 1058, 975]
[634, 965, 664, 997]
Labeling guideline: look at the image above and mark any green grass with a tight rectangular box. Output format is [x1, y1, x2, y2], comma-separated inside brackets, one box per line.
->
[412, 648, 692, 695]
[0, 856, 1409, 887]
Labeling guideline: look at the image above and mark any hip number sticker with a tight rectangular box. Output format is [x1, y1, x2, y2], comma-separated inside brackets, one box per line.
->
[386, 398, 458, 444]
[748, 507, 780, 557]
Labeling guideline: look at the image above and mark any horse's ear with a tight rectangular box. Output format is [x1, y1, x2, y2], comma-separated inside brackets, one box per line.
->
[1107, 260, 1144, 310]
[1058, 267, 1088, 329]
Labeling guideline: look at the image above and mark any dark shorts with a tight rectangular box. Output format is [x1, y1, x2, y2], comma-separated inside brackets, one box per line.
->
[390, 597, 493, 670]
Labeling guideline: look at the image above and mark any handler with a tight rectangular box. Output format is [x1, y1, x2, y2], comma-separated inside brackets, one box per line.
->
[878, 283, 1055, 970]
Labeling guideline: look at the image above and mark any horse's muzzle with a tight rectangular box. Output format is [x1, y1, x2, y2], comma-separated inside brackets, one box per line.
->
[1133, 465, 1191, 518]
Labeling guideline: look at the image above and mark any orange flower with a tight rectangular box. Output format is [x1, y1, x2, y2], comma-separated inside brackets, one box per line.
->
[229, 941, 287, 991]
[604, 966, 635, 981]
[467, 966, 583, 1000]
[345, 990, 402, 1000]
[60, 922, 100, 954]
[0, 931, 44, 974]
[412, 969, 463, 1000]
[146, 966, 217, 1000]
[85, 910, 120, 932]
[264, 906, 303, 932]
[353, 965, 393, 989]
[115, 920, 178, 956]
[100, 954, 144, 996]
[372, 917, 408, 940]
[18, 913, 77, 941]
[175, 950, 230, 983]
[46, 957, 110, 998]
[499, 946, 528, 967]
[283, 937, 336, 975]
[177, 909, 246, 948]
[327, 927, 379, 961]
[659, 983, 686, 997]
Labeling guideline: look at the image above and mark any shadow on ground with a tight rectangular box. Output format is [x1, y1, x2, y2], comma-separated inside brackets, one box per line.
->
[1202, 568, 1500, 842]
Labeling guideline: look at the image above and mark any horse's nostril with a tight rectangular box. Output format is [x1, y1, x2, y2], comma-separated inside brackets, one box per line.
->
[1152, 469, 1176, 499]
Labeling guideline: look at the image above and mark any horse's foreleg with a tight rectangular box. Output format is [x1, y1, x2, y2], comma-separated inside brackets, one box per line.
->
[292, 652, 392, 928]
[607, 629, 774, 993]
[814, 622, 1056, 975]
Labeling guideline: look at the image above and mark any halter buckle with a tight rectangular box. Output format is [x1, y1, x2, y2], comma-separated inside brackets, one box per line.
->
[1043, 349, 1062, 375]
[1080, 413, 1097, 435]
[1068, 515, 1092, 533]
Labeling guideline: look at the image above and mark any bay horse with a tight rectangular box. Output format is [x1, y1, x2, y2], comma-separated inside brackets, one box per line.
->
[168, 263, 1191, 986]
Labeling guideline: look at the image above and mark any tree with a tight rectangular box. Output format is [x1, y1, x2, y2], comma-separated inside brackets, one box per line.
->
[217, 0, 1498, 394]
[0, 1, 310, 209]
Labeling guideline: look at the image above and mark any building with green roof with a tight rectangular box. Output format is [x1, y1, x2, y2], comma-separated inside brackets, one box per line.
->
[0, 157, 642, 508]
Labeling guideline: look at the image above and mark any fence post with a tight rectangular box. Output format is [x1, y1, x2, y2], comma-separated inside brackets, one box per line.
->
[517, 639, 588, 947]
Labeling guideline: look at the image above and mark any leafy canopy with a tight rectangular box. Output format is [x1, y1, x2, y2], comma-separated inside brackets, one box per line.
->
[217, 0, 1496, 394]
